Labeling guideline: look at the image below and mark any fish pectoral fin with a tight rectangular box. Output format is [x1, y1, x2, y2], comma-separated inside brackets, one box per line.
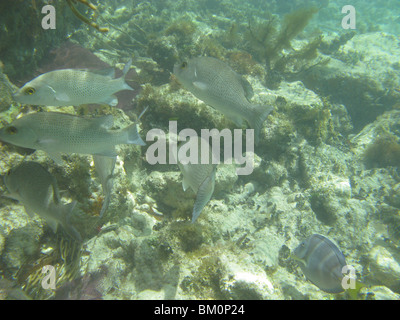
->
[47, 152, 64, 165]
[37, 138, 57, 146]
[102, 95, 118, 107]
[55, 91, 71, 102]
[2, 192, 20, 201]
[192, 81, 208, 91]
[93, 115, 114, 129]
[191, 169, 216, 223]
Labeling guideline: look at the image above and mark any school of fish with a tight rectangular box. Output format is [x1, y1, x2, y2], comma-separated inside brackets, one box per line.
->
[0, 56, 358, 297]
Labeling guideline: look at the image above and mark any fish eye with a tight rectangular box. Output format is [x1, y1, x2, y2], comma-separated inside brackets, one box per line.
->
[6, 126, 18, 135]
[181, 61, 188, 69]
[24, 87, 36, 95]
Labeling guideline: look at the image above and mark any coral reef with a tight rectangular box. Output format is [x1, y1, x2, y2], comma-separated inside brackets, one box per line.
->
[364, 136, 400, 169]
[302, 32, 400, 131]
[0, 62, 17, 112]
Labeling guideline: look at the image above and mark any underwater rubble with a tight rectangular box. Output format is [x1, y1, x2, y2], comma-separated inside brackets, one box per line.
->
[1, 1, 400, 301]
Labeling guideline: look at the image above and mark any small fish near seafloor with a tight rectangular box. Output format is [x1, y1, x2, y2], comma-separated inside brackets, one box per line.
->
[176, 135, 217, 223]
[93, 155, 116, 218]
[0, 111, 145, 164]
[173, 56, 273, 144]
[12, 60, 133, 107]
[3, 161, 81, 242]
[292, 233, 363, 295]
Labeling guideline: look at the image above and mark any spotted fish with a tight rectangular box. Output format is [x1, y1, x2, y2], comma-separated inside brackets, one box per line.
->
[177, 135, 217, 222]
[173, 56, 273, 144]
[93, 155, 116, 218]
[13, 60, 133, 107]
[0, 111, 145, 164]
[3, 161, 81, 241]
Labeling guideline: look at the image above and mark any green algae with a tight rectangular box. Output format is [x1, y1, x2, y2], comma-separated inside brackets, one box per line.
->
[364, 135, 400, 168]
[247, 7, 322, 88]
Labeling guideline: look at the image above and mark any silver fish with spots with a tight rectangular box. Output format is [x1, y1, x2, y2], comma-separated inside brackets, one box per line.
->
[13, 60, 133, 107]
[292, 234, 347, 293]
[173, 56, 273, 144]
[3, 161, 81, 241]
[177, 135, 217, 222]
[0, 111, 145, 164]
[93, 155, 116, 218]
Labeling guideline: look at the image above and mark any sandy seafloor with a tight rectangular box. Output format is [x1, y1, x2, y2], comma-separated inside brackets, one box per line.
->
[0, 0, 400, 300]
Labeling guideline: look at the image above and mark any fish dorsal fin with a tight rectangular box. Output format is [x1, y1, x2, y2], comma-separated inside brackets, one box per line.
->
[91, 67, 115, 78]
[93, 115, 114, 129]
[240, 75, 254, 101]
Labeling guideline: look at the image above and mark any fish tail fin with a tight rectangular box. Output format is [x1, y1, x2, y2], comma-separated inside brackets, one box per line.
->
[61, 201, 82, 242]
[124, 123, 146, 146]
[248, 104, 274, 145]
[120, 58, 134, 91]
[191, 167, 216, 223]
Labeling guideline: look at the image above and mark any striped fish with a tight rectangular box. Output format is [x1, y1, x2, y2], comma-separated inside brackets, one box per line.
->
[293, 234, 347, 293]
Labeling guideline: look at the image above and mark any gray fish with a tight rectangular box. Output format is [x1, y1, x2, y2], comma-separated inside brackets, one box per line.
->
[173, 56, 273, 144]
[293, 234, 347, 293]
[3, 161, 81, 241]
[93, 155, 116, 218]
[13, 60, 133, 107]
[0, 111, 145, 164]
[177, 135, 217, 222]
